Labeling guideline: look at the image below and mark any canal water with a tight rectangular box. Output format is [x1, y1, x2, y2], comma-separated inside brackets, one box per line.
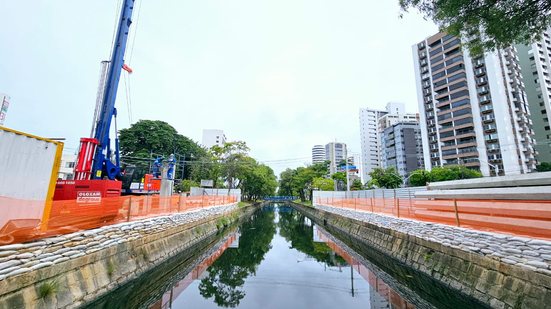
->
[87, 204, 483, 309]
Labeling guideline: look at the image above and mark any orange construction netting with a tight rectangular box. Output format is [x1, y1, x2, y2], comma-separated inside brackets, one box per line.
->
[316, 197, 551, 240]
[0, 195, 237, 245]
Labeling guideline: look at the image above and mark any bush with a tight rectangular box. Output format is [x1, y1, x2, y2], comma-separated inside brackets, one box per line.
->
[408, 169, 431, 187]
[407, 165, 482, 187]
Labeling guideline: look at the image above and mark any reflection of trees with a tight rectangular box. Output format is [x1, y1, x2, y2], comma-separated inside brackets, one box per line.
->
[199, 210, 276, 307]
[278, 207, 346, 267]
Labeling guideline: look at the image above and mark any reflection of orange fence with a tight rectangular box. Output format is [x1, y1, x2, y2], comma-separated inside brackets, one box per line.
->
[151, 233, 238, 309]
[316, 196, 551, 239]
[316, 228, 415, 309]
[0, 195, 237, 245]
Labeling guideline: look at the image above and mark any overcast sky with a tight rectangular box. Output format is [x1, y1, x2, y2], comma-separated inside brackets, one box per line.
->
[0, 0, 437, 176]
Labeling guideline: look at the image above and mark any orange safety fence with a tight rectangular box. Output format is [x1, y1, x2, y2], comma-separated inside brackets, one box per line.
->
[316, 196, 551, 240]
[0, 194, 238, 245]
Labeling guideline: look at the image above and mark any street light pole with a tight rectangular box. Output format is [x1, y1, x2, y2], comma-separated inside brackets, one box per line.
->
[345, 146, 350, 192]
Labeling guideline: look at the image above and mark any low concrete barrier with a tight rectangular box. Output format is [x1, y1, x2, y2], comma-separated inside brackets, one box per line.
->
[427, 172, 551, 190]
[291, 203, 551, 309]
[416, 186, 551, 200]
[0, 203, 256, 308]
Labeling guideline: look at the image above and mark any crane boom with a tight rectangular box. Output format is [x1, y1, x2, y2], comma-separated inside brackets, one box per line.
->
[91, 0, 135, 180]
[55, 0, 135, 201]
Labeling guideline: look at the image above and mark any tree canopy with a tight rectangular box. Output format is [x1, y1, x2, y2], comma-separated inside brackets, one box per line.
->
[399, 0, 551, 55]
[119, 121, 276, 198]
[407, 165, 483, 186]
[119, 120, 207, 180]
[536, 162, 551, 172]
[278, 162, 329, 201]
[368, 167, 403, 189]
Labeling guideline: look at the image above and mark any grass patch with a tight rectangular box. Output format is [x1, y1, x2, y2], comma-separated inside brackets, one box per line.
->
[38, 280, 59, 300]
[237, 201, 251, 208]
[293, 200, 313, 207]
[107, 260, 116, 278]
[423, 250, 434, 262]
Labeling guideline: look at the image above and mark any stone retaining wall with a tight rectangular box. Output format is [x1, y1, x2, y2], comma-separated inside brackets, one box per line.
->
[0, 203, 256, 309]
[292, 203, 551, 309]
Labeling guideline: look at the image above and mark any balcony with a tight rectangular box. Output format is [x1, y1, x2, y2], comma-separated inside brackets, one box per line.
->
[483, 124, 497, 132]
[478, 86, 489, 95]
[484, 133, 499, 141]
[480, 95, 491, 104]
[480, 104, 493, 113]
[482, 114, 495, 122]
[475, 68, 486, 76]
[477, 77, 488, 85]
[474, 59, 484, 68]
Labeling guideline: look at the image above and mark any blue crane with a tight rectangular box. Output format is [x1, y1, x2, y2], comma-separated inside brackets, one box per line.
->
[75, 0, 134, 181]
[55, 0, 135, 200]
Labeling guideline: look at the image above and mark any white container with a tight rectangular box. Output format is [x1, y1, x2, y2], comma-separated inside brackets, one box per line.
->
[0, 127, 63, 229]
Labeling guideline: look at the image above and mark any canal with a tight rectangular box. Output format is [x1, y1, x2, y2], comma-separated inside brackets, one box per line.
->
[87, 204, 484, 309]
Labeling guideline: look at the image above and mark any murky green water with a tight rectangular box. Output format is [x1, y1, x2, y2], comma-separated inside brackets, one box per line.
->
[88, 204, 486, 309]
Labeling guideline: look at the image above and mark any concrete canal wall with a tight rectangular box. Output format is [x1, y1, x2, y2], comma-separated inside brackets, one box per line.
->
[291, 203, 551, 309]
[0, 203, 256, 309]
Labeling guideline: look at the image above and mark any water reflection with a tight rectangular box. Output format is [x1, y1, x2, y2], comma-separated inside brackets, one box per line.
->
[197, 209, 276, 307]
[150, 205, 417, 309]
[278, 208, 347, 267]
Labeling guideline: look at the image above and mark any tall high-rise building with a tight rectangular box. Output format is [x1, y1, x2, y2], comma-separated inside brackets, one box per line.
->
[325, 142, 347, 174]
[359, 102, 417, 183]
[201, 129, 226, 149]
[359, 108, 386, 182]
[413, 32, 537, 176]
[381, 122, 424, 178]
[311, 145, 326, 164]
[0, 93, 10, 126]
[517, 28, 551, 163]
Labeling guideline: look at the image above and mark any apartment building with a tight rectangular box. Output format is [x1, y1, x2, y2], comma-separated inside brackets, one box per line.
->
[325, 142, 347, 175]
[517, 28, 551, 163]
[0, 93, 9, 126]
[359, 102, 417, 182]
[311, 145, 326, 164]
[413, 32, 537, 176]
[202, 129, 226, 149]
[381, 122, 424, 178]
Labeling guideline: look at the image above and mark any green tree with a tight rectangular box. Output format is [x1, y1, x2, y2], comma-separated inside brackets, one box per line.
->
[368, 167, 403, 189]
[350, 179, 363, 191]
[430, 165, 482, 182]
[408, 169, 432, 187]
[331, 172, 347, 191]
[399, 0, 551, 55]
[278, 162, 328, 201]
[407, 166, 482, 186]
[211, 141, 250, 190]
[312, 177, 334, 191]
[174, 179, 198, 193]
[119, 120, 206, 178]
[278, 168, 297, 197]
[536, 162, 551, 172]
[239, 159, 278, 201]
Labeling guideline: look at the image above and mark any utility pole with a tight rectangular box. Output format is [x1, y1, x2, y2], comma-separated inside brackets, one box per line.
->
[345, 146, 350, 192]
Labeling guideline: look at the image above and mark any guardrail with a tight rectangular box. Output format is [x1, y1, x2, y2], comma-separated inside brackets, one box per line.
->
[313, 189, 551, 239]
[0, 194, 238, 245]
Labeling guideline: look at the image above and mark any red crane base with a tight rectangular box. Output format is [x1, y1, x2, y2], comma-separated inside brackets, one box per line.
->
[53, 180, 122, 201]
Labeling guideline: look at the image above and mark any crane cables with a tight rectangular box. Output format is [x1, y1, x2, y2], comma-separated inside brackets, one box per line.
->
[122, 0, 144, 126]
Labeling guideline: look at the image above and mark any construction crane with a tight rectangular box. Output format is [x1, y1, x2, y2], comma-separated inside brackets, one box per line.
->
[54, 0, 135, 200]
